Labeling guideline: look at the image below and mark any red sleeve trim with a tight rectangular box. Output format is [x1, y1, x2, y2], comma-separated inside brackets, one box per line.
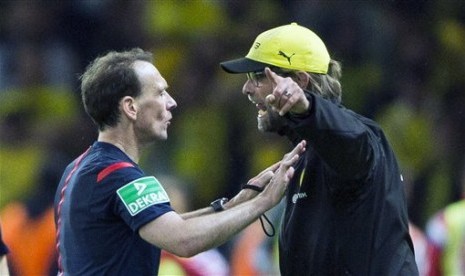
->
[97, 162, 134, 183]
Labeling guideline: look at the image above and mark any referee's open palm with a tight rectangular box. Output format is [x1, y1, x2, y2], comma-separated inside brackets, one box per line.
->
[261, 140, 306, 206]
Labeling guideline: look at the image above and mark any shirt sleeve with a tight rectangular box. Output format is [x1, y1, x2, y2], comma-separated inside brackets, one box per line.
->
[114, 175, 174, 232]
[287, 93, 380, 180]
[94, 166, 174, 232]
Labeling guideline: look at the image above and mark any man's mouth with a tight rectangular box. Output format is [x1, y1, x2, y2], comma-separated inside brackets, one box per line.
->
[256, 103, 267, 118]
[249, 96, 268, 118]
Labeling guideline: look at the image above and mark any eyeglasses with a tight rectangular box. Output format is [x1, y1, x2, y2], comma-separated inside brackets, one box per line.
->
[246, 69, 295, 87]
[246, 71, 266, 87]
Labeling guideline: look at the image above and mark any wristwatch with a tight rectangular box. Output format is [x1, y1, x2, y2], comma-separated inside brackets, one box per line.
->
[210, 197, 228, 212]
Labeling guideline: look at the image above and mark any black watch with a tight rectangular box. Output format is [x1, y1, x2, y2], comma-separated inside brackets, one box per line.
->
[210, 197, 228, 212]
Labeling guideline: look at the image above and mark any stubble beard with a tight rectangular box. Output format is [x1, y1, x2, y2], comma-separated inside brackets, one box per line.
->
[257, 107, 287, 133]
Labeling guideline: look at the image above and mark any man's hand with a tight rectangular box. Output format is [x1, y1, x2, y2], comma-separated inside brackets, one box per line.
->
[264, 67, 310, 116]
[227, 140, 306, 207]
[246, 162, 280, 191]
[259, 140, 306, 206]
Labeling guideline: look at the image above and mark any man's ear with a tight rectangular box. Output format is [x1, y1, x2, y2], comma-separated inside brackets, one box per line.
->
[295, 71, 310, 89]
[120, 96, 137, 121]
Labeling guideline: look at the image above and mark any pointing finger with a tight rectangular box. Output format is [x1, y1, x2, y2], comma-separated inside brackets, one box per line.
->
[264, 67, 283, 87]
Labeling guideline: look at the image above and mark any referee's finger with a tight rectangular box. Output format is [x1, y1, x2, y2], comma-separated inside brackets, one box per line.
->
[284, 140, 306, 162]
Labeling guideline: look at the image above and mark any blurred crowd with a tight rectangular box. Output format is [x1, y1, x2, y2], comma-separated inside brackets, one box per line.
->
[0, 1, 464, 275]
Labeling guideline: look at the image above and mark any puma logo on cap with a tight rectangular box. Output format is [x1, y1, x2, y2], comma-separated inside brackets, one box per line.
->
[278, 51, 295, 65]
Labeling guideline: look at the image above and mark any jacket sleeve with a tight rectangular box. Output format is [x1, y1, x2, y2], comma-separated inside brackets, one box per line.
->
[287, 93, 380, 180]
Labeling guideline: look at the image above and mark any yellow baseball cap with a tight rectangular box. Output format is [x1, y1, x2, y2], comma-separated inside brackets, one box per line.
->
[221, 23, 330, 74]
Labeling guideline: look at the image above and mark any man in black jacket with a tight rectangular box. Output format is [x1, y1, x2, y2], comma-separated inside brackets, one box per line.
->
[220, 23, 418, 275]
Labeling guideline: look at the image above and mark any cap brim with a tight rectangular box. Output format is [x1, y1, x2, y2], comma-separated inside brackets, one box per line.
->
[220, 58, 270, 74]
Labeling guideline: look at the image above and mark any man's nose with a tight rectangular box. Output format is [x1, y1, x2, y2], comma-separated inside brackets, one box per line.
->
[242, 80, 254, 95]
[167, 93, 177, 110]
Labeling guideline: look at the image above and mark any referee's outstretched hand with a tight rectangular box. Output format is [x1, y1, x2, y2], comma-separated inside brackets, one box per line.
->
[260, 140, 306, 206]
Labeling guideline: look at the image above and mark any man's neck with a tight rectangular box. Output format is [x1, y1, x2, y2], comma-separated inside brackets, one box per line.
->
[98, 129, 139, 163]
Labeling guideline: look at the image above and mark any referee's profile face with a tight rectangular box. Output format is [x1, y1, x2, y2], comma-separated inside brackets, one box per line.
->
[132, 61, 177, 143]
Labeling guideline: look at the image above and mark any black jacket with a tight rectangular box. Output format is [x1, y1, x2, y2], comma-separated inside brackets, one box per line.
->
[278, 94, 418, 275]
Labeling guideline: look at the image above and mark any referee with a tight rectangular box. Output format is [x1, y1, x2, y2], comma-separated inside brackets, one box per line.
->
[54, 48, 305, 275]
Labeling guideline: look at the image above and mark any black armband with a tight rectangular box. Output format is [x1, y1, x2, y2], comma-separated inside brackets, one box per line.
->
[241, 183, 264, 192]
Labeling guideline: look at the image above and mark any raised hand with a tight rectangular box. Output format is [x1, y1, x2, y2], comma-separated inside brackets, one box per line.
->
[246, 162, 280, 191]
[264, 67, 310, 116]
[260, 140, 306, 206]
